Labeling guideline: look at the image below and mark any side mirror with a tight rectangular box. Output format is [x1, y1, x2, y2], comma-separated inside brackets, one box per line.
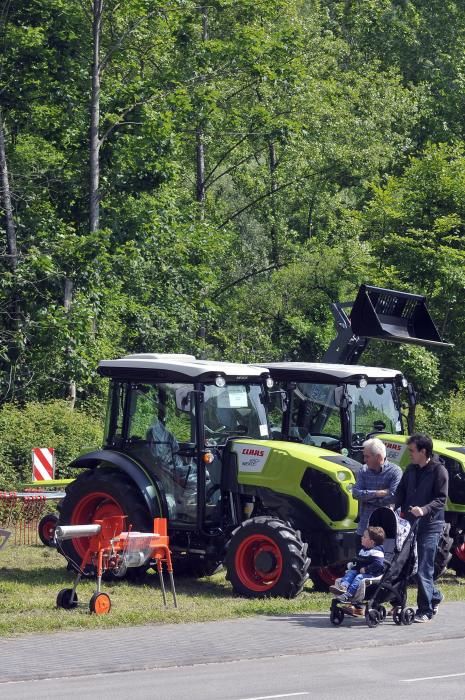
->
[372, 420, 386, 432]
[175, 387, 191, 412]
[334, 386, 350, 409]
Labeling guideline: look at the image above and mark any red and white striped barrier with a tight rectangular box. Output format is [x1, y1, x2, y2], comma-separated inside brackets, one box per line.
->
[32, 448, 55, 481]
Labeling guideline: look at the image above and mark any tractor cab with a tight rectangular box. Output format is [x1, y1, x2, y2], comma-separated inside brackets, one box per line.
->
[98, 354, 272, 529]
[263, 362, 408, 462]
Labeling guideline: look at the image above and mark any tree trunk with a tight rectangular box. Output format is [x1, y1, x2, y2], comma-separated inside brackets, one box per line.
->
[0, 111, 21, 352]
[0, 112, 17, 271]
[268, 140, 279, 264]
[195, 7, 208, 220]
[64, 278, 76, 408]
[89, 0, 103, 233]
[196, 126, 206, 217]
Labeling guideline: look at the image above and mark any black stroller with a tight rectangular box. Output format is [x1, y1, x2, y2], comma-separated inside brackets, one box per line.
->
[330, 507, 417, 628]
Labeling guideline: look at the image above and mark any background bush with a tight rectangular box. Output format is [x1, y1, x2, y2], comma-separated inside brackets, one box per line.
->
[0, 401, 104, 490]
[416, 390, 465, 444]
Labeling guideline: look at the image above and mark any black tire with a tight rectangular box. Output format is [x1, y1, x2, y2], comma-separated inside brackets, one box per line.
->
[57, 468, 153, 578]
[309, 564, 346, 593]
[56, 588, 78, 609]
[365, 609, 380, 628]
[434, 522, 453, 579]
[392, 607, 402, 626]
[38, 513, 58, 547]
[377, 605, 387, 622]
[330, 607, 344, 625]
[401, 607, 415, 625]
[225, 516, 310, 598]
[449, 551, 465, 577]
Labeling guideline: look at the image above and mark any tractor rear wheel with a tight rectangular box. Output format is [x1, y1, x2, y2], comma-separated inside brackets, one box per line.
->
[57, 468, 152, 577]
[225, 516, 310, 598]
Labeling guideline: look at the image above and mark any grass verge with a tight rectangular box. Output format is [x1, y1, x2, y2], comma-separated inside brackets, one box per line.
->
[1, 542, 465, 636]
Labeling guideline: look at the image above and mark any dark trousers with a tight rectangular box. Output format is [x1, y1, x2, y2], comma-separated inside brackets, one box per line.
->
[416, 529, 442, 617]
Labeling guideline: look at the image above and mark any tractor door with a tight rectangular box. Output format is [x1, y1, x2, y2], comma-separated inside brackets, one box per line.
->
[123, 382, 202, 525]
[274, 382, 344, 452]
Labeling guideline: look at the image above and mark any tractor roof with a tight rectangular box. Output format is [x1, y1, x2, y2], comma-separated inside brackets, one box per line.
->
[259, 362, 404, 384]
[98, 354, 270, 383]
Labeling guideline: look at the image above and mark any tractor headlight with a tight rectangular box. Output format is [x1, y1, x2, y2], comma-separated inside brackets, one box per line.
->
[358, 377, 368, 388]
[265, 377, 274, 388]
[215, 375, 226, 387]
[337, 471, 348, 482]
[401, 376, 408, 388]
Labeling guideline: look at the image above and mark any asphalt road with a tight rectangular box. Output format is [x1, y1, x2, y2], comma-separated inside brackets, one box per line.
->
[2, 637, 465, 700]
[2, 603, 465, 699]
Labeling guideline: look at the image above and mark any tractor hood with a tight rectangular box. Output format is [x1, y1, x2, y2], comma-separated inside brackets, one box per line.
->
[229, 439, 360, 530]
[378, 433, 465, 469]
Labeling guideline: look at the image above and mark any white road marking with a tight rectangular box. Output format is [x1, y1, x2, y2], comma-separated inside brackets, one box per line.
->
[239, 694, 309, 700]
[401, 672, 465, 683]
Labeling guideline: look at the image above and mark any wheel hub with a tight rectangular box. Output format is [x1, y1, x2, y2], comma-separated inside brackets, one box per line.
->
[254, 549, 277, 574]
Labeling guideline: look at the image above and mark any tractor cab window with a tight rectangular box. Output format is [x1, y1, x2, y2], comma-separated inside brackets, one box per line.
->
[104, 381, 127, 448]
[125, 382, 198, 523]
[203, 383, 269, 445]
[288, 383, 342, 450]
[347, 383, 402, 444]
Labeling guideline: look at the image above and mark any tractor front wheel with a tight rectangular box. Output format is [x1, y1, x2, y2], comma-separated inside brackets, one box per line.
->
[225, 516, 310, 598]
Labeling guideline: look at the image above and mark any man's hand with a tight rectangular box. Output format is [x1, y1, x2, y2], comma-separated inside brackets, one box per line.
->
[375, 489, 389, 498]
[409, 506, 424, 517]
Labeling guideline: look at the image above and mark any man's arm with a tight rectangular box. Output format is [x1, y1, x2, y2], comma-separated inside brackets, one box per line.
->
[377, 465, 403, 505]
[352, 470, 380, 501]
[418, 464, 448, 517]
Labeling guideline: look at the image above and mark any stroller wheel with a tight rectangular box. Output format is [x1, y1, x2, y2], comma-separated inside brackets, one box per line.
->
[377, 605, 387, 622]
[330, 607, 345, 625]
[392, 607, 403, 625]
[366, 608, 380, 628]
[401, 607, 415, 625]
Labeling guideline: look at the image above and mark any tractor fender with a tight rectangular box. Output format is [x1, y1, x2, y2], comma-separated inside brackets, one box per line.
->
[68, 450, 166, 519]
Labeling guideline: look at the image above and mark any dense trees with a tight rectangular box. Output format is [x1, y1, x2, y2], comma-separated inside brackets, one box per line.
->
[0, 0, 464, 421]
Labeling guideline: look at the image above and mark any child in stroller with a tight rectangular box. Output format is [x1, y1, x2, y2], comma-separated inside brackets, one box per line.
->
[330, 507, 417, 627]
[330, 526, 385, 606]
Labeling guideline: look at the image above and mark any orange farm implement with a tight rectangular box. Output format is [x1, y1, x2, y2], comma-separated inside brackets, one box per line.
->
[54, 515, 177, 615]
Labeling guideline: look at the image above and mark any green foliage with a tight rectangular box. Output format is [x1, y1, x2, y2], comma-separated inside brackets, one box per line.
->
[416, 391, 465, 444]
[0, 401, 103, 489]
[0, 0, 465, 448]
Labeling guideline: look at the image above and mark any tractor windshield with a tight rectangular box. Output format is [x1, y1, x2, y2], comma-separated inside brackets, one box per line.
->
[203, 383, 269, 445]
[279, 380, 402, 452]
[347, 383, 402, 438]
[280, 383, 342, 450]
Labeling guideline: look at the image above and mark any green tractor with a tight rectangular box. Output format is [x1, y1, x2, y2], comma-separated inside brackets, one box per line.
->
[57, 354, 360, 597]
[262, 285, 465, 577]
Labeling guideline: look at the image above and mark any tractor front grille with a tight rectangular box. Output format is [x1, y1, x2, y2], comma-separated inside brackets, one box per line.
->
[300, 467, 347, 522]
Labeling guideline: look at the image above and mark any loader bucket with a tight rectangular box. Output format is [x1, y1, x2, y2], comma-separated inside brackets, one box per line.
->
[349, 284, 451, 347]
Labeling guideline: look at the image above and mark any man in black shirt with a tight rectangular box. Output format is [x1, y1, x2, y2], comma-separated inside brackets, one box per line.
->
[395, 433, 448, 622]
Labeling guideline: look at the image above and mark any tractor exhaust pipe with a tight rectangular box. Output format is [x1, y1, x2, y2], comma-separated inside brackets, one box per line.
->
[55, 524, 101, 541]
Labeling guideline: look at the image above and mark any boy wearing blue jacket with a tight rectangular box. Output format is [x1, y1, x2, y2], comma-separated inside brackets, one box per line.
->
[330, 526, 385, 602]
